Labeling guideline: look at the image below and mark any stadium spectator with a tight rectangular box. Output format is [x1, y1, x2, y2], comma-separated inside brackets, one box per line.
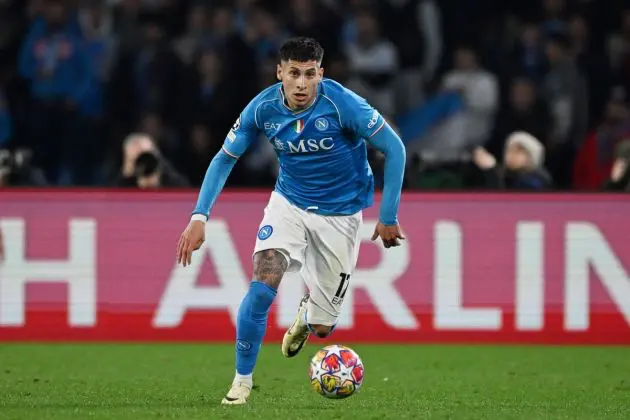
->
[64, 0, 117, 185]
[112, 133, 187, 188]
[540, 0, 567, 37]
[136, 111, 182, 168]
[441, 44, 499, 148]
[18, 0, 92, 183]
[110, 0, 143, 54]
[176, 49, 241, 153]
[488, 77, 552, 157]
[473, 131, 552, 190]
[109, 14, 181, 131]
[344, 7, 399, 116]
[171, 3, 210, 66]
[568, 14, 611, 124]
[542, 33, 588, 188]
[0, 148, 47, 187]
[1, 0, 630, 190]
[378, 0, 442, 79]
[573, 87, 630, 190]
[504, 22, 547, 85]
[607, 9, 630, 86]
[207, 6, 257, 94]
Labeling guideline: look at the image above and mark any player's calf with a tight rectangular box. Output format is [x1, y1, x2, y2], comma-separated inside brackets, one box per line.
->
[228, 249, 288, 402]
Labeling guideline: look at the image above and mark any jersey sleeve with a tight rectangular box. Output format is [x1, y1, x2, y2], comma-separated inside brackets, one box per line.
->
[338, 89, 385, 139]
[222, 98, 260, 158]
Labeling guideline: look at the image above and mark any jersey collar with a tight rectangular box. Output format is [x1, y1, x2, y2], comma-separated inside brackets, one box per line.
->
[279, 83, 321, 115]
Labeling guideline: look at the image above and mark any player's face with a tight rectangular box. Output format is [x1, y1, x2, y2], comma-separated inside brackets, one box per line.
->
[277, 60, 324, 110]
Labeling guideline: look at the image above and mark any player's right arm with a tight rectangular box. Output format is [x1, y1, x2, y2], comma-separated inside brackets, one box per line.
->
[176, 99, 260, 266]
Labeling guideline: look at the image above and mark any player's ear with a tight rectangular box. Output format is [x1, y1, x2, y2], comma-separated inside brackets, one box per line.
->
[318, 66, 324, 80]
[276, 64, 282, 81]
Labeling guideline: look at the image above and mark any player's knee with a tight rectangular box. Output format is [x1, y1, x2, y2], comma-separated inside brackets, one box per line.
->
[309, 324, 333, 338]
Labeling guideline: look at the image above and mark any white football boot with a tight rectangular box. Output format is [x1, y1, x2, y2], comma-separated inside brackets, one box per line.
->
[281, 293, 311, 358]
[220, 382, 252, 405]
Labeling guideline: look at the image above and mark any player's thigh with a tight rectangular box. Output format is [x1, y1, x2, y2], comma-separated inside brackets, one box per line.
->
[303, 212, 362, 326]
[253, 192, 307, 288]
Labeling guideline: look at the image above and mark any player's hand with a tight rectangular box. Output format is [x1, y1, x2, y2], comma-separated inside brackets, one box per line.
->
[176, 220, 206, 267]
[371, 222, 405, 249]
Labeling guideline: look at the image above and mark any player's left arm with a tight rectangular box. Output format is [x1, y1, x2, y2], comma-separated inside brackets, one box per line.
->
[367, 122, 405, 222]
[366, 121, 406, 248]
[338, 90, 406, 248]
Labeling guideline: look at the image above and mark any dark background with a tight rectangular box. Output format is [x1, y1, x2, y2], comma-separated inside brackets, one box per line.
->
[1, 0, 629, 191]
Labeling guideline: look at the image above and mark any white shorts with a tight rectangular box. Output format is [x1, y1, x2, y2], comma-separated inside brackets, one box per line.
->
[253, 191, 362, 326]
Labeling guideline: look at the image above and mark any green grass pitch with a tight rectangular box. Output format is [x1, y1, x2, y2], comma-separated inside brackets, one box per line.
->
[0, 343, 629, 419]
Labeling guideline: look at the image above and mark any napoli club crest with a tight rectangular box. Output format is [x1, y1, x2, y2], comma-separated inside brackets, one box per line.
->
[258, 225, 273, 240]
[314, 118, 329, 131]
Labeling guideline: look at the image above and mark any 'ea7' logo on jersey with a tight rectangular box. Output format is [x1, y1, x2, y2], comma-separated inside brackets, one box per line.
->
[264, 122, 281, 130]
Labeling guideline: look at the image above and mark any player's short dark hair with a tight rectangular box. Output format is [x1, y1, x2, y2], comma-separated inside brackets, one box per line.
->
[279, 37, 324, 64]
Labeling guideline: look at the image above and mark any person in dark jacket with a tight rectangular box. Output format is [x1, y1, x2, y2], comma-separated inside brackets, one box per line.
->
[18, 0, 92, 183]
[112, 133, 188, 188]
[473, 131, 552, 189]
[0, 148, 47, 187]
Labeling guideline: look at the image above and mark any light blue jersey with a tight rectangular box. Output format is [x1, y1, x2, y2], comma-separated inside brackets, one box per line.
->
[192, 79, 404, 225]
[222, 79, 385, 216]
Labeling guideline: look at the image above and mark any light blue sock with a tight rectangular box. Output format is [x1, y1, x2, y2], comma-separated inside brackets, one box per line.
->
[235, 281, 277, 375]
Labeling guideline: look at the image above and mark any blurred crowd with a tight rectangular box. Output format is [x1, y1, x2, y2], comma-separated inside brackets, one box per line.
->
[0, 0, 629, 191]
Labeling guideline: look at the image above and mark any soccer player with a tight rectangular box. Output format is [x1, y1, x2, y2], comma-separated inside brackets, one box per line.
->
[175, 37, 406, 405]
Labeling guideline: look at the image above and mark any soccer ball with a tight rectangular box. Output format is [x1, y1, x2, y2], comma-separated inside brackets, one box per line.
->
[309, 344, 364, 399]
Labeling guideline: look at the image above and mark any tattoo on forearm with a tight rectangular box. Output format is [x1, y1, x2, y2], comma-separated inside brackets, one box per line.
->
[253, 249, 288, 289]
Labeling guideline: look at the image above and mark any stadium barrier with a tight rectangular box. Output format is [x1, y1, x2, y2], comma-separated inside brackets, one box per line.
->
[0, 190, 628, 344]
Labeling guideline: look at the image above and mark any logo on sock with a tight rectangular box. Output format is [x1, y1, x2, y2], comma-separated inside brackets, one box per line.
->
[236, 340, 252, 352]
[257, 225, 273, 240]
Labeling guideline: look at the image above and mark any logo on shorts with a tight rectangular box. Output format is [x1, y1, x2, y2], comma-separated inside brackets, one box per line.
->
[314, 117, 329, 131]
[236, 340, 252, 352]
[257, 225, 273, 240]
